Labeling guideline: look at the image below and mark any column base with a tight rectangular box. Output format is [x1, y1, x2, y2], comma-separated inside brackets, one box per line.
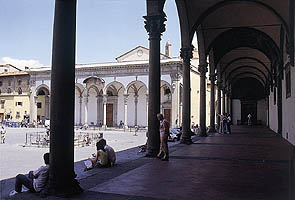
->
[42, 178, 83, 198]
[144, 151, 158, 158]
[208, 126, 216, 133]
[180, 137, 193, 145]
[197, 129, 208, 137]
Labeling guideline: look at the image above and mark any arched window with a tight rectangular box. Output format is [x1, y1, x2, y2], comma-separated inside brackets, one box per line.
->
[107, 90, 113, 96]
[7, 88, 11, 94]
[18, 88, 22, 95]
[37, 89, 46, 96]
[18, 79, 22, 86]
[164, 87, 171, 95]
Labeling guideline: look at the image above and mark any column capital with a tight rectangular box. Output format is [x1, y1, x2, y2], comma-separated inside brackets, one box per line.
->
[180, 46, 194, 62]
[143, 15, 166, 40]
[198, 63, 208, 75]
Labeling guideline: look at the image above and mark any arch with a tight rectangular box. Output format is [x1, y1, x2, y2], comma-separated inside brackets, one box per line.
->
[104, 81, 125, 96]
[230, 71, 266, 87]
[189, 0, 289, 42]
[35, 84, 50, 96]
[83, 76, 105, 84]
[87, 85, 101, 96]
[75, 83, 84, 97]
[225, 65, 268, 83]
[126, 80, 148, 95]
[221, 57, 272, 79]
[206, 27, 280, 65]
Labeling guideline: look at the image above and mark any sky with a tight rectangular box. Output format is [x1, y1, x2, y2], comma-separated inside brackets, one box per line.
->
[0, 0, 196, 70]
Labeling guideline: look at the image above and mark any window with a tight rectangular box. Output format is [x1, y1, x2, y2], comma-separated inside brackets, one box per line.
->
[4, 69, 8, 73]
[18, 79, 22, 86]
[285, 64, 291, 98]
[0, 81, 2, 87]
[0, 100, 4, 109]
[37, 102, 42, 108]
[18, 88, 22, 95]
[15, 102, 23, 106]
[164, 87, 171, 95]
[7, 88, 11, 94]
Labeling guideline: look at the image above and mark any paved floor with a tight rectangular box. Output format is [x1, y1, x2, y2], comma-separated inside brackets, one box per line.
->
[4, 126, 295, 200]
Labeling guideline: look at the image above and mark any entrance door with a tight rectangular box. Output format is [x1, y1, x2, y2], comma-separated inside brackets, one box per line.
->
[106, 104, 113, 127]
[0, 113, 3, 122]
[163, 109, 171, 127]
[241, 101, 257, 125]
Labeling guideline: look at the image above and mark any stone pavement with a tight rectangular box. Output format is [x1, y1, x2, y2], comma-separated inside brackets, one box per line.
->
[3, 126, 295, 200]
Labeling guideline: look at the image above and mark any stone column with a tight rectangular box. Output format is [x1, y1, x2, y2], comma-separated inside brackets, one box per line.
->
[146, 94, 149, 127]
[180, 46, 193, 144]
[48, 0, 82, 195]
[30, 93, 38, 123]
[96, 95, 100, 125]
[198, 61, 208, 136]
[144, 14, 166, 156]
[45, 96, 50, 119]
[103, 95, 107, 128]
[217, 81, 222, 130]
[208, 73, 216, 132]
[134, 94, 138, 126]
[84, 95, 88, 125]
[222, 89, 226, 115]
[124, 94, 129, 129]
[79, 96, 82, 125]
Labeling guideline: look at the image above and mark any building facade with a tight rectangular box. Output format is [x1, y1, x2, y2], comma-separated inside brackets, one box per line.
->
[0, 45, 212, 128]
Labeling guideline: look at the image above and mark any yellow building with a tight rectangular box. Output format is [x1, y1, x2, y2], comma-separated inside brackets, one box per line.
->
[0, 65, 31, 122]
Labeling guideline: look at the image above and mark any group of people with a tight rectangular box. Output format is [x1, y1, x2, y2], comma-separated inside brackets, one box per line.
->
[9, 138, 116, 197]
[84, 138, 116, 170]
[218, 113, 232, 134]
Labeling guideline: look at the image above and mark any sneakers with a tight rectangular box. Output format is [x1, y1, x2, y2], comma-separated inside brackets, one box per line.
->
[9, 190, 18, 197]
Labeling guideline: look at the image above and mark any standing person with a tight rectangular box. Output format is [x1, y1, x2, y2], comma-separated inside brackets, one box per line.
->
[227, 114, 232, 134]
[247, 113, 252, 126]
[9, 153, 50, 197]
[217, 114, 224, 134]
[223, 114, 228, 134]
[0, 126, 6, 144]
[157, 113, 169, 161]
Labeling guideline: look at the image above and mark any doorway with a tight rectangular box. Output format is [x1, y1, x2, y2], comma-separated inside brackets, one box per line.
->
[163, 108, 171, 127]
[106, 103, 113, 127]
[241, 101, 257, 125]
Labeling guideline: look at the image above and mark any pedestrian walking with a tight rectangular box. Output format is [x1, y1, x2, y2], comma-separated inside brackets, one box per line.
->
[0, 126, 6, 144]
[157, 114, 169, 161]
[227, 114, 232, 134]
[247, 113, 252, 126]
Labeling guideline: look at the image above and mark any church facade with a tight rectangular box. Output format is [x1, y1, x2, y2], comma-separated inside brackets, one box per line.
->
[25, 44, 211, 128]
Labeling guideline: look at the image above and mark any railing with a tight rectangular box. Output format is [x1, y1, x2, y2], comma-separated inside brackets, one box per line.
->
[24, 131, 104, 148]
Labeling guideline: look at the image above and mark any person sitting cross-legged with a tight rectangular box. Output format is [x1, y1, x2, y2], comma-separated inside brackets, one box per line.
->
[9, 153, 50, 197]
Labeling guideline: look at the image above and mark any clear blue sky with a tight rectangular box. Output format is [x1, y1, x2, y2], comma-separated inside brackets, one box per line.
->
[0, 0, 182, 68]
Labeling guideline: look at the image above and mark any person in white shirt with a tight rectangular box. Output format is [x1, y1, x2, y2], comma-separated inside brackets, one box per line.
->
[10, 153, 49, 196]
[247, 113, 252, 126]
[99, 139, 116, 166]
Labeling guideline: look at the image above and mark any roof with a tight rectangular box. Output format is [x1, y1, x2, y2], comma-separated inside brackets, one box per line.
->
[0, 71, 29, 77]
[0, 64, 22, 71]
[115, 46, 170, 61]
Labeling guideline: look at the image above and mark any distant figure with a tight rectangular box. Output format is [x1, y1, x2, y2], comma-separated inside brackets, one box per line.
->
[9, 153, 50, 197]
[222, 113, 228, 133]
[247, 114, 252, 126]
[227, 114, 232, 134]
[157, 113, 169, 161]
[134, 125, 139, 136]
[217, 114, 224, 134]
[0, 126, 6, 143]
[119, 120, 124, 128]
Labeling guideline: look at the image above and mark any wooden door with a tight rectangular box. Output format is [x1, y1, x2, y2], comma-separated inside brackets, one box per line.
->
[106, 104, 113, 127]
[164, 109, 171, 127]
